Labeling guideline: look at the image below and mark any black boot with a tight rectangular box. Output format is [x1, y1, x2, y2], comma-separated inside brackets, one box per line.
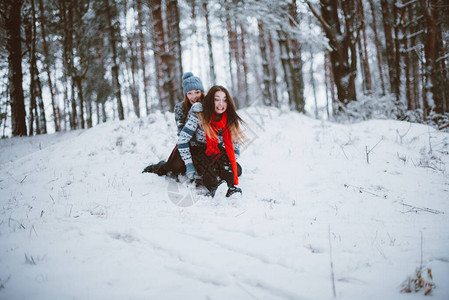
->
[207, 180, 226, 197]
[226, 186, 242, 198]
[142, 161, 166, 175]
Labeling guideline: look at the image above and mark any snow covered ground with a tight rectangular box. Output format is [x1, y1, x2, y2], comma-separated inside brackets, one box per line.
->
[1, 106, 448, 300]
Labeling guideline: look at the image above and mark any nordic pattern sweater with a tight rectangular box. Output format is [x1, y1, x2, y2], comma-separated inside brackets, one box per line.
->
[174, 102, 187, 136]
[177, 103, 240, 165]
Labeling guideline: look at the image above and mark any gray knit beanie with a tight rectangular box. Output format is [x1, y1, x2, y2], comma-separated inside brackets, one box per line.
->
[182, 72, 204, 96]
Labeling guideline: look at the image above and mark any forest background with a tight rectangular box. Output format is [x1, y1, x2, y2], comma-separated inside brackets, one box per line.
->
[1, 0, 448, 137]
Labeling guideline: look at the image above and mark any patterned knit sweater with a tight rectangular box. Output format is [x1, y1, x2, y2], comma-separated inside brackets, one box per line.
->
[177, 103, 240, 165]
[174, 102, 187, 136]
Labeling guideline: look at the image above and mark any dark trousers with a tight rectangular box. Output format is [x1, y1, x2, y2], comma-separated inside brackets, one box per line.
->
[190, 145, 242, 192]
[159, 145, 186, 176]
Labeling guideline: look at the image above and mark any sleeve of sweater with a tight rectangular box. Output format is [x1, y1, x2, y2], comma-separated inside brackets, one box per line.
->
[174, 103, 187, 136]
[233, 141, 240, 159]
[177, 112, 200, 165]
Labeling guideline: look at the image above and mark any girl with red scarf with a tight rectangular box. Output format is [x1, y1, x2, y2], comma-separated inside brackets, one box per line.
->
[177, 85, 245, 197]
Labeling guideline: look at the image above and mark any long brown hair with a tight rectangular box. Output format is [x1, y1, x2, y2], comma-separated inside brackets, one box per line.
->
[182, 91, 206, 113]
[200, 85, 246, 144]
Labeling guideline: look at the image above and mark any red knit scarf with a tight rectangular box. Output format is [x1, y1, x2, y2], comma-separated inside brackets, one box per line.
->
[205, 112, 238, 185]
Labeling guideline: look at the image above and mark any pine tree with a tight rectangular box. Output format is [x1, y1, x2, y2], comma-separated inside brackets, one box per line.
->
[2, 0, 27, 136]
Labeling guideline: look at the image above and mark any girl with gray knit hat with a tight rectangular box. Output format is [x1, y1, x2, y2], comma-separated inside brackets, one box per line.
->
[143, 72, 206, 176]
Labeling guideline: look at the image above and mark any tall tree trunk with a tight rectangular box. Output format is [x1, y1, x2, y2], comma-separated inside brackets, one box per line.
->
[368, 0, 386, 95]
[149, 0, 168, 110]
[394, 1, 404, 108]
[86, 94, 92, 128]
[239, 24, 249, 107]
[258, 21, 272, 106]
[203, 0, 216, 85]
[380, 0, 400, 100]
[310, 50, 318, 118]
[24, 13, 38, 135]
[288, 0, 305, 112]
[404, 24, 412, 111]
[71, 82, 77, 129]
[225, 0, 237, 97]
[419, 0, 445, 115]
[136, 0, 150, 115]
[128, 37, 141, 118]
[357, 0, 372, 94]
[267, 32, 279, 107]
[408, 5, 421, 111]
[123, 1, 140, 118]
[30, 0, 47, 134]
[123, 2, 141, 119]
[59, 0, 77, 129]
[325, 51, 337, 114]
[37, 0, 59, 132]
[166, 0, 183, 109]
[400, 1, 413, 111]
[74, 76, 85, 129]
[278, 30, 295, 109]
[104, 0, 124, 120]
[4, 0, 27, 136]
[324, 53, 331, 119]
[306, 0, 358, 109]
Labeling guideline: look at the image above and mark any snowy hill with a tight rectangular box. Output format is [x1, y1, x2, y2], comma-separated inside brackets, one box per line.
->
[1, 106, 448, 299]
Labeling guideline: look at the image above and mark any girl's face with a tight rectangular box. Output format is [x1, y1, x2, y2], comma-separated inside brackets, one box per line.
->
[214, 91, 228, 115]
[186, 90, 202, 105]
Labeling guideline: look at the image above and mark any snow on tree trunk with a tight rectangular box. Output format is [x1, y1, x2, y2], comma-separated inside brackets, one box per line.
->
[419, 0, 447, 115]
[368, 0, 386, 96]
[306, 0, 358, 109]
[278, 30, 295, 109]
[357, 0, 372, 94]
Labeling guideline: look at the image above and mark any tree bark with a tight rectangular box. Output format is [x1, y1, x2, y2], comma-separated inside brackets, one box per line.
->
[258, 21, 273, 106]
[357, 0, 372, 94]
[104, 0, 125, 120]
[166, 0, 183, 109]
[239, 24, 249, 107]
[288, 1, 305, 112]
[37, 0, 60, 132]
[367, 0, 386, 95]
[24, 12, 38, 135]
[278, 30, 295, 109]
[136, 0, 150, 115]
[267, 32, 279, 106]
[203, 0, 216, 85]
[306, 0, 358, 109]
[123, 3, 141, 119]
[225, 0, 238, 98]
[26, 0, 47, 135]
[380, 0, 400, 99]
[419, 0, 445, 115]
[149, 0, 168, 110]
[3, 0, 27, 136]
